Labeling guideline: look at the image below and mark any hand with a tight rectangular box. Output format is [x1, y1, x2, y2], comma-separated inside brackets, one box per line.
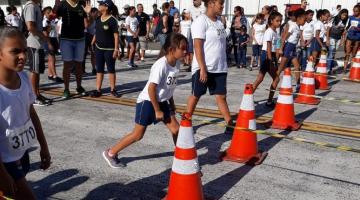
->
[113, 50, 119, 59]
[40, 148, 51, 170]
[162, 28, 168, 34]
[278, 49, 283, 56]
[155, 110, 164, 121]
[83, 0, 91, 14]
[199, 69, 207, 83]
[326, 40, 330, 47]
[0, 172, 16, 197]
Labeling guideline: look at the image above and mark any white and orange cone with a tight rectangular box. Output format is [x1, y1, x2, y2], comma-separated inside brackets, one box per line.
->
[163, 114, 204, 200]
[295, 59, 320, 105]
[221, 84, 267, 165]
[315, 53, 330, 90]
[346, 48, 360, 82]
[271, 68, 301, 130]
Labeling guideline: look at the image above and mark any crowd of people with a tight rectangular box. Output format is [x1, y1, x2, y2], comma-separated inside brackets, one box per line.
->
[0, 0, 360, 199]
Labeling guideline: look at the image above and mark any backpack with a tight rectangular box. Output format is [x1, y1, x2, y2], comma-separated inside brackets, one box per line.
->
[19, 1, 34, 38]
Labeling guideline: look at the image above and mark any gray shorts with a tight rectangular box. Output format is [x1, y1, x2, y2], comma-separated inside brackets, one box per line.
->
[137, 36, 148, 51]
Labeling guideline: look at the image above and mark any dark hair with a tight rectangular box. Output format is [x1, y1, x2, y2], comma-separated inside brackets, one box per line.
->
[240, 25, 247, 32]
[294, 9, 306, 19]
[128, 6, 136, 12]
[203, 0, 224, 8]
[153, 4, 157, 8]
[137, 3, 143, 8]
[316, 9, 330, 20]
[90, 7, 98, 13]
[6, 6, 11, 14]
[333, 9, 348, 25]
[268, 11, 282, 26]
[11, 6, 17, 12]
[162, 2, 170, 11]
[355, 4, 360, 11]
[42, 6, 52, 14]
[255, 13, 265, 20]
[158, 33, 188, 58]
[305, 9, 314, 15]
[111, 5, 119, 18]
[336, 5, 341, 9]
[0, 26, 26, 48]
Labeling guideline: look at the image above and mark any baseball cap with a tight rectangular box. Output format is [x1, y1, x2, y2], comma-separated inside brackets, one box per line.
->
[123, 4, 130, 9]
[97, 0, 114, 8]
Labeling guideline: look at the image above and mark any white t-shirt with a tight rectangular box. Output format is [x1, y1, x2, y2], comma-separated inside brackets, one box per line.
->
[301, 21, 314, 41]
[287, 21, 301, 44]
[252, 23, 266, 45]
[189, 3, 206, 21]
[137, 56, 180, 103]
[262, 28, 277, 52]
[180, 20, 192, 39]
[313, 20, 326, 38]
[191, 14, 228, 74]
[0, 72, 37, 163]
[43, 17, 58, 38]
[5, 14, 20, 27]
[125, 16, 139, 36]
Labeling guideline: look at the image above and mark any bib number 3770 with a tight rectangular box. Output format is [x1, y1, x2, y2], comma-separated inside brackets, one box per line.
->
[6, 120, 37, 152]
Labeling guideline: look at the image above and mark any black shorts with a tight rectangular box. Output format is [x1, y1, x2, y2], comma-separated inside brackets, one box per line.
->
[260, 50, 277, 74]
[27, 48, 45, 74]
[135, 100, 171, 126]
[191, 70, 227, 97]
[3, 151, 30, 181]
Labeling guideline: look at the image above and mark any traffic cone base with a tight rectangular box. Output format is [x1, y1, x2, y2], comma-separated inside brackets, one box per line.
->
[315, 74, 330, 90]
[295, 72, 320, 105]
[221, 150, 268, 166]
[163, 172, 204, 200]
[271, 102, 301, 130]
[345, 58, 360, 82]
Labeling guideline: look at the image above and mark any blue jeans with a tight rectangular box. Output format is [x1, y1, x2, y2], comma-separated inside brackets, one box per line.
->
[300, 46, 312, 71]
[327, 38, 341, 72]
[232, 32, 241, 65]
[238, 46, 247, 66]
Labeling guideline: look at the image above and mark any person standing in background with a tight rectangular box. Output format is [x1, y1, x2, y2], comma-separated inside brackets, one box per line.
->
[136, 4, 150, 62]
[180, 9, 192, 71]
[169, 0, 179, 17]
[125, 6, 139, 68]
[5, 6, 20, 28]
[189, 0, 206, 21]
[83, 7, 98, 75]
[119, 4, 129, 60]
[0, 7, 6, 26]
[157, 2, 173, 46]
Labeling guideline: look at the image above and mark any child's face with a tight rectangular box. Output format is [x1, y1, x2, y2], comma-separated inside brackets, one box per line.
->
[0, 37, 27, 72]
[273, 16, 282, 28]
[44, 9, 51, 18]
[306, 13, 313, 21]
[172, 41, 187, 60]
[340, 12, 348, 20]
[321, 13, 330, 22]
[297, 15, 306, 26]
[354, 7, 360, 17]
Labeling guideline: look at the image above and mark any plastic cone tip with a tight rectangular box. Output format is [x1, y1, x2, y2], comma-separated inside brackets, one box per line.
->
[177, 126, 195, 149]
[244, 84, 254, 95]
[320, 54, 327, 60]
[281, 76, 292, 88]
[277, 94, 294, 104]
[302, 77, 315, 85]
[240, 94, 255, 111]
[316, 66, 327, 73]
[305, 65, 315, 72]
[172, 157, 200, 175]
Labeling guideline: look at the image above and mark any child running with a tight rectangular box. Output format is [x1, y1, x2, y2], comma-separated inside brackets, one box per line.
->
[344, 4, 360, 73]
[90, 0, 120, 98]
[310, 9, 330, 65]
[252, 11, 282, 107]
[102, 33, 187, 168]
[274, 9, 306, 92]
[0, 27, 51, 199]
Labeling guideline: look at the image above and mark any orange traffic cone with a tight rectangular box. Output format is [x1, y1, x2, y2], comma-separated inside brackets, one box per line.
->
[315, 53, 330, 90]
[271, 68, 301, 130]
[221, 84, 268, 165]
[305, 57, 315, 72]
[163, 114, 204, 200]
[346, 48, 360, 82]
[295, 60, 320, 105]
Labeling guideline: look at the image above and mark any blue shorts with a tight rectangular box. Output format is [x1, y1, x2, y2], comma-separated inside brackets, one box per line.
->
[126, 36, 138, 44]
[310, 38, 324, 52]
[260, 50, 277, 74]
[60, 39, 85, 62]
[3, 151, 30, 181]
[347, 31, 360, 42]
[135, 100, 171, 126]
[191, 70, 227, 97]
[95, 47, 116, 73]
[44, 38, 59, 56]
[283, 42, 297, 60]
[252, 44, 262, 56]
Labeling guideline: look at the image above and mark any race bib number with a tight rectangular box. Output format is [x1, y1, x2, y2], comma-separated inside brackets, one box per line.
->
[166, 71, 178, 89]
[6, 120, 37, 153]
[351, 20, 359, 28]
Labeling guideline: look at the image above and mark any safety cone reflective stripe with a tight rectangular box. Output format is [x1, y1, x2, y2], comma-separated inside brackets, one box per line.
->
[163, 115, 204, 200]
[221, 84, 267, 166]
[271, 68, 301, 130]
[315, 53, 330, 90]
[295, 71, 320, 105]
[305, 61, 315, 72]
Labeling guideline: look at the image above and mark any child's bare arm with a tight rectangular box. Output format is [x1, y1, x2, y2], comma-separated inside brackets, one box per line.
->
[148, 83, 163, 120]
[30, 105, 51, 170]
[0, 156, 16, 197]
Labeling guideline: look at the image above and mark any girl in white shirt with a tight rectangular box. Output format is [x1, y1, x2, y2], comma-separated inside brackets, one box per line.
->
[251, 13, 266, 69]
[180, 9, 193, 70]
[125, 6, 139, 68]
[0, 26, 51, 200]
[310, 9, 330, 64]
[252, 11, 283, 107]
[300, 10, 315, 70]
[102, 33, 188, 168]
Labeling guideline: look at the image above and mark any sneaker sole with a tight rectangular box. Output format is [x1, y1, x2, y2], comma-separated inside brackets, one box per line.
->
[33, 103, 49, 106]
[102, 151, 123, 169]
